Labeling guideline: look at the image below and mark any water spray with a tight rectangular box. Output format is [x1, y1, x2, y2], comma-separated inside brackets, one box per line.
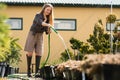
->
[50, 27, 71, 59]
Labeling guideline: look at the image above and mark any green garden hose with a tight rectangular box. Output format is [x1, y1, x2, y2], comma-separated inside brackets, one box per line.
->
[41, 34, 50, 68]
[41, 27, 71, 68]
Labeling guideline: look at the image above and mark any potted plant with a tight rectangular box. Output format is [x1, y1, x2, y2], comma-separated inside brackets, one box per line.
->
[114, 22, 120, 39]
[106, 14, 117, 31]
[87, 19, 111, 54]
[5, 38, 22, 75]
[106, 14, 117, 23]
[113, 22, 120, 53]
[0, 4, 10, 62]
[0, 3, 11, 77]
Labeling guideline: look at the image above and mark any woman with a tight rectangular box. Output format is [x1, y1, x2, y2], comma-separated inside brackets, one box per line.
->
[24, 4, 54, 77]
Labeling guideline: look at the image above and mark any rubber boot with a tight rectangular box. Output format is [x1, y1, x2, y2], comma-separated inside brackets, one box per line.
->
[35, 56, 41, 77]
[26, 55, 32, 77]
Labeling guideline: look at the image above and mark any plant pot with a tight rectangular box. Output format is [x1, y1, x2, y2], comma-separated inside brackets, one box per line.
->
[64, 67, 92, 80]
[63, 67, 72, 80]
[4, 64, 10, 76]
[93, 65, 102, 80]
[102, 64, 120, 80]
[55, 72, 65, 80]
[71, 69, 82, 80]
[15, 67, 19, 73]
[40, 65, 56, 80]
[0, 62, 7, 77]
[9, 66, 17, 74]
[93, 64, 120, 80]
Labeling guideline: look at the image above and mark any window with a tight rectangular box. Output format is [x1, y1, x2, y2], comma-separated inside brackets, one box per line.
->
[54, 19, 76, 31]
[6, 18, 23, 30]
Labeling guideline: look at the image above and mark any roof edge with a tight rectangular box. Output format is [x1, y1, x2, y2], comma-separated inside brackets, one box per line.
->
[1, 2, 120, 8]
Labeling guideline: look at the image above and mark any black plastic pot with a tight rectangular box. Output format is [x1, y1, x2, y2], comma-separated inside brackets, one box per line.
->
[63, 67, 72, 80]
[8, 67, 19, 74]
[63, 67, 84, 80]
[4, 64, 10, 76]
[55, 72, 65, 80]
[93, 64, 120, 80]
[64, 67, 92, 80]
[0, 62, 7, 77]
[40, 65, 56, 80]
[102, 64, 120, 80]
[0, 62, 19, 77]
[15, 67, 19, 73]
[71, 69, 82, 80]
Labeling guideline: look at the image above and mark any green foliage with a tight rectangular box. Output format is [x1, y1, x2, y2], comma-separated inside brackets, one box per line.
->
[60, 14, 120, 61]
[0, 4, 22, 66]
[0, 4, 10, 62]
[114, 22, 120, 33]
[117, 41, 120, 52]
[110, 17, 120, 53]
[60, 49, 74, 61]
[87, 18, 120, 54]
[5, 38, 22, 66]
[80, 43, 94, 54]
[70, 37, 83, 50]
[114, 22, 120, 40]
[106, 14, 117, 23]
[87, 19, 111, 54]
[70, 38, 94, 60]
[60, 37, 95, 61]
[42, 59, 63, 66]
[0, 3, 7, 10]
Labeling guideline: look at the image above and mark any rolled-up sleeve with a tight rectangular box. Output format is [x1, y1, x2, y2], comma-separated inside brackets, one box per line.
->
[34, 14, 43, 26]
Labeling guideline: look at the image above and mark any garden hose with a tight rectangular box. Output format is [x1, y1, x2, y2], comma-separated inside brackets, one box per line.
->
[41, 27, 71, 68]
[41, 34, 50, 68]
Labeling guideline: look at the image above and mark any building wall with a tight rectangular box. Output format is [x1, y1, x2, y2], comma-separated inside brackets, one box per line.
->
[3, 5, 120, 73]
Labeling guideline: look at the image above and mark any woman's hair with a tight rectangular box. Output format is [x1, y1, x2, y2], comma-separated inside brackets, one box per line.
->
[40, 4, 54, 26]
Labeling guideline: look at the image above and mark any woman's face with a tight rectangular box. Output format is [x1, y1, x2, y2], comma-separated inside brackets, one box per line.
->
[44, 7, 52, 16]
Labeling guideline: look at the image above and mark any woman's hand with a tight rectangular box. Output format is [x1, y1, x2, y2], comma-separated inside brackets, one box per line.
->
[42, 22, 52, 34]
[42, 22, 51, 27]
[47, 24, 52, 34]
[46, 27, 51, 34]
[48, 24, 52, 27]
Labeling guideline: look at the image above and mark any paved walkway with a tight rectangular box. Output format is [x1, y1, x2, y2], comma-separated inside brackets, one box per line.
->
[0, 78, 43, 80]
[0, 74, 44, 80]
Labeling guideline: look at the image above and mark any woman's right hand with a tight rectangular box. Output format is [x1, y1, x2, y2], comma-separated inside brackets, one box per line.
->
[48, 24, 52, 28]
[47, 27, 52, 34]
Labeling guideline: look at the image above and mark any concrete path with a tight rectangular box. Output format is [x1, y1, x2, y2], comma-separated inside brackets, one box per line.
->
[0, 74, 44, 80]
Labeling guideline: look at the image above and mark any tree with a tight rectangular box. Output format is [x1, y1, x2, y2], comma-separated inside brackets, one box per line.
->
[87, 19, 111, 54]
[70, 38, 94, 60]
